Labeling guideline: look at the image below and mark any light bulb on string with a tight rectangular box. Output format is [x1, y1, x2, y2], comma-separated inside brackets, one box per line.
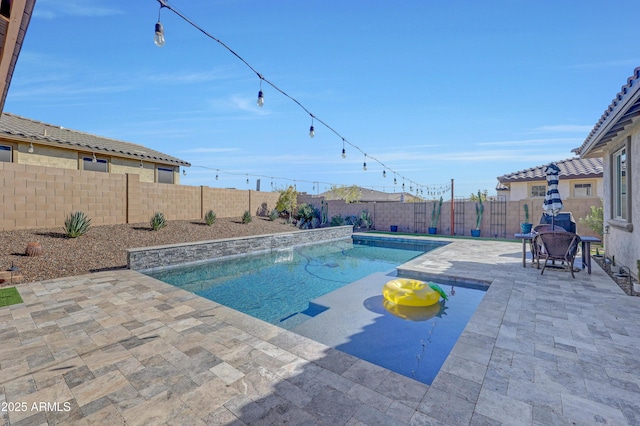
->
[309, 117, 315, 138]
[393, 173, 397, 185]
[341, 139, 346, 158]
[215, 169, 219, 180]
[154, 4, 165, 48]
[363, 154, 367, 171]
[257, 80, 264, 107]
[383, 170, 386, 178]
[246, 175, 249, 185]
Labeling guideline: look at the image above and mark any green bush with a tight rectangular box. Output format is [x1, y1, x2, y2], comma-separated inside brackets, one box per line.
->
[63, 211, 91, 238]
[579, 204, 603, 237]
[330, 214, 345, 226]
[269, 209, 279, 221]
[204, 210, 217, 226]
[295, 203, 322, 229]
[242, 210, 252, 224]
[150, 212, 167, 231]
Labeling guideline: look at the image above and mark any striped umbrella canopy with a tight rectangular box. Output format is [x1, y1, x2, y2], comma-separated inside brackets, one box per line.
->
[543, 163, 563, 218]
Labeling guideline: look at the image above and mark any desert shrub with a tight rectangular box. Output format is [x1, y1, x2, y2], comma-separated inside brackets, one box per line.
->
[344, 215, 358, 227]
[204, 210, 217, 226]
[242, 210, 252, 224]
[63, 211, 91, 238]
[579, 204, 603, 237]
[295, 203, 321, 229]
[330, 214, 345, 226]
[269, 209, 279, 221]
[150, 212, 167, 231]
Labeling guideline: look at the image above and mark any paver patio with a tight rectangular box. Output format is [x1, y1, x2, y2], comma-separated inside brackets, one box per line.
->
[1, 237, 639, 425]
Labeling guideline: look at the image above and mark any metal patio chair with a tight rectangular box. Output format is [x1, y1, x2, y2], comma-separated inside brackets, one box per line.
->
[530, 224, 566, 266]
[533, 231, 581, 278]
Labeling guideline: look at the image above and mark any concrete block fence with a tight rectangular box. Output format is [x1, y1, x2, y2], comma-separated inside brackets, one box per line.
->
[0, 162, 280, 231]
[297, 193, 602, 239]
[0, 161, 601, 239]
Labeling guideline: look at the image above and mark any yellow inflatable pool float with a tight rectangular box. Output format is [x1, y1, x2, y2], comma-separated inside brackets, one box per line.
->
[382, 278, 441, 307]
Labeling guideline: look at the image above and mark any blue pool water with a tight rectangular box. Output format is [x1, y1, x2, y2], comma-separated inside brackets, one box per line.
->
[146, 236, 486, 385]
[147, 237, 439, 324]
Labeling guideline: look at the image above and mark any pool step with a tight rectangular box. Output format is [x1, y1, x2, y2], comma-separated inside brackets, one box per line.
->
[278, 312, 313, 329]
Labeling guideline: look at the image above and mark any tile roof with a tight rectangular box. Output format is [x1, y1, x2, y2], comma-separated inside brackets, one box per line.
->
[573, 66, 640, 156]
[497, 157, 602, 183]
[0, 112, 190, 166]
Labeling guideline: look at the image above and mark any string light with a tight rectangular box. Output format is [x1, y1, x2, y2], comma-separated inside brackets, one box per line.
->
[154, 3, 166, 47]
[363, 154, 367, 171]
[309, 116, 315, 138]
[257, 79, 264, 107]
[383, 170, 386, 178]
[152, 0, 431, 191]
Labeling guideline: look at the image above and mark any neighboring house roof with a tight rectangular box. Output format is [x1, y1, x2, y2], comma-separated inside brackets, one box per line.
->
[0, 112, 191, 166]
[318, 187, 421, 202]
[496, 157, 603, 187]
[0, 0, 36, 113]
[573, 66, 640, 157]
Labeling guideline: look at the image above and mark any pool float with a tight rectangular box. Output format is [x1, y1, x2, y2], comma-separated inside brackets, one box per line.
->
[382, 279, 445, 307]
[383, 299, 444, 321]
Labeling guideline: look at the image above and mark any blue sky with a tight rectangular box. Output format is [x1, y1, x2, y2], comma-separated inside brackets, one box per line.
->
[5, 0, 638, 198]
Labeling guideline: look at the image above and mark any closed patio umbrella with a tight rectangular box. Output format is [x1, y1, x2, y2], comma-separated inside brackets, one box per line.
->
[543, 163, 563, 229]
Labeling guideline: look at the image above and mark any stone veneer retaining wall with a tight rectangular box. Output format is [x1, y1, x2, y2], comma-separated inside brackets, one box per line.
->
[127, 226, 353, 271]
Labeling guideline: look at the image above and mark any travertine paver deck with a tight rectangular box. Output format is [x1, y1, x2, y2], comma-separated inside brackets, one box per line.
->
[1, 237, 639, 425]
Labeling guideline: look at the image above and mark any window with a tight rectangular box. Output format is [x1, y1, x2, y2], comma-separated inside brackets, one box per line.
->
[157, 167, 174, 184]
[0, 144, 11, 162]
[573, 183, 592, 197]
[83, 156, 108, 172]
[613, 147, 627, 220]
[530, 185, 546, 198]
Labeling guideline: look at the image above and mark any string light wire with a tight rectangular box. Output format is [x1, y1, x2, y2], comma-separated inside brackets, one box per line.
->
[155, 0, 430, 192]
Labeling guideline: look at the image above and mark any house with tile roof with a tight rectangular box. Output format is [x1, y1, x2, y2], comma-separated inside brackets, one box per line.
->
[496, 157, 603, 202]
[573, 67, 640, 277]
[0, 113, 190, 184]
[317, 186, 422, 203]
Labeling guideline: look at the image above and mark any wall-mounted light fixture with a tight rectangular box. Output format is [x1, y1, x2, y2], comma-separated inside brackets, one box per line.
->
[28, 142, 34, 153]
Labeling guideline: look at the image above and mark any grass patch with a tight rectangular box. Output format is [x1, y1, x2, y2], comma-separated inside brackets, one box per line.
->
[0, 287, 23, 308]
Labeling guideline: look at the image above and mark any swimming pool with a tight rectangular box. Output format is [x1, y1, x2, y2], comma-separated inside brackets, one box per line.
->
[146, 237, 441, 325]
[146, 236, 486, 384]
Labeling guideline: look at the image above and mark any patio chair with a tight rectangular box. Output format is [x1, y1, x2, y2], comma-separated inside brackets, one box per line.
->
[533, 231, 581, 278]
[530, 224, 566, 265]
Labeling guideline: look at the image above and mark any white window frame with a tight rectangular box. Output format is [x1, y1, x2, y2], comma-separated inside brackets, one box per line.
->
[613, 147, 627, 220]
[530, 184, 546, 198]
[572, 182, 593, 197]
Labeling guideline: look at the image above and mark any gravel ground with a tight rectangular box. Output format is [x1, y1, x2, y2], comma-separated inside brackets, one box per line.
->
[0, 217, 298, 284]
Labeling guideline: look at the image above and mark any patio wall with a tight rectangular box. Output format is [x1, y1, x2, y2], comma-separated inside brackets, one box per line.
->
[297, 193, 602, 238]
[0, 162, 280, 231]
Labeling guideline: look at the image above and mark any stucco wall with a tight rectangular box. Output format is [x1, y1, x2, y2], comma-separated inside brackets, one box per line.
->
[600, 121, 640, 277]
[5, 139, 180, 184]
